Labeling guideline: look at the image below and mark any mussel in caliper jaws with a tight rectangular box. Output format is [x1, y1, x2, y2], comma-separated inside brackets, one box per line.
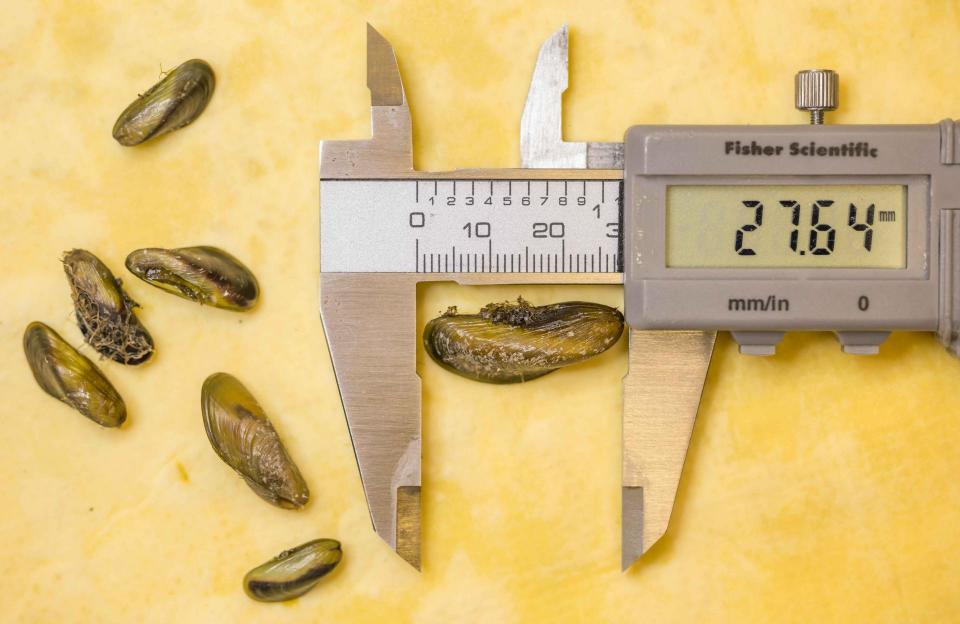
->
[201, 373, 309, 509]
[125, 246, 259, 311]
[423, 298, 624, 383]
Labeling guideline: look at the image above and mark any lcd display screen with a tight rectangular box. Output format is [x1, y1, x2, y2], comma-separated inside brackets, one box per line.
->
[666, 184, 907, 268]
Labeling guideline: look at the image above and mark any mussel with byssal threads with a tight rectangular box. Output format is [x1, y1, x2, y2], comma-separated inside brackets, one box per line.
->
[63, 249, 154, 366]
[112, 59, 215, 146]
[423, 297, 624, 383]
[201, 373, 309, 509]
[243, 539, 342, 602]
[125, 246, 259, 311]
[23, 322, 126, 427]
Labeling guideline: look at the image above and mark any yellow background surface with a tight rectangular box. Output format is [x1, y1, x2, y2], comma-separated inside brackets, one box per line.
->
[2, 1, 960, 622]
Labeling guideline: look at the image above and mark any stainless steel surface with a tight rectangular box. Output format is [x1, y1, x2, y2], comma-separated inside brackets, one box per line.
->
[319, 23, 627, 571]
[320, 179, 621, 273]
[587, 141, 625, 169]
[320, 24, 709, 572]
[621, 329, 717, 569]
[320, 25, 413, 179]
[520, 25, 623, 169]
[795, 69, 839, 124]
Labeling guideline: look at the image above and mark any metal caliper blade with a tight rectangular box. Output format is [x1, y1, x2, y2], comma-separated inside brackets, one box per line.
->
[621, 329, 717, 569]
[520, 25, 623, 169]
[321, 24, 413, 179]
[320, 25, 420, 568]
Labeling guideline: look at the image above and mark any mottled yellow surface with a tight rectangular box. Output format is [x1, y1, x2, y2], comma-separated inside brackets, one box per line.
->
[2, 1, 960, 622]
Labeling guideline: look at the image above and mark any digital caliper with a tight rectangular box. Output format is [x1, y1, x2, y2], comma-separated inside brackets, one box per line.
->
[319, 25, 960, 570]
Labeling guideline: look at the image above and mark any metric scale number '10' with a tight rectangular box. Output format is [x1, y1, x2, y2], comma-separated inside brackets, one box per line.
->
[319, 25, 960, 571]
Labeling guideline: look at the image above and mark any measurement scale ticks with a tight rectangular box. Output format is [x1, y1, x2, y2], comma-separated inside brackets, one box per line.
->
[320, 179, 622, 274]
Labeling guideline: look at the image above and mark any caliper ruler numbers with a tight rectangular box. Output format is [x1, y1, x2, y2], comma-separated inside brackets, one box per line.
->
[320, 24, 960, 571]
[321, 178, 621, 274]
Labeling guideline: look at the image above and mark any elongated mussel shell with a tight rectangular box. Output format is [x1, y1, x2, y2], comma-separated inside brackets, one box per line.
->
[201, 373, 309, 509]
[125, 246, 259, 311]
[23, 322, 126, 427]
[423, 298, 624, 383]
[243, 539, 342, 602]
[63, 249, 154, 366]
[112, 59, 215, 146]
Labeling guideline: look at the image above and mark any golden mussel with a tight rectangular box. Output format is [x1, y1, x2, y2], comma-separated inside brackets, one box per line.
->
[201, 373, 309, 509]
[125, 246, 259, 311]
[243, 539, 342, 602]
[63, 249, 154, 366]
[23, 322, 126, 427]
[112, 59, 215, 146]
[423, 297, 624, 383]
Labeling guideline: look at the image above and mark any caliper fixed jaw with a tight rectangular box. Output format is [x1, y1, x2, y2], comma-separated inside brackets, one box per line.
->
[320, 25, 421, 569]
[520, 25, 623, 170]
[320, 24, 413, 179]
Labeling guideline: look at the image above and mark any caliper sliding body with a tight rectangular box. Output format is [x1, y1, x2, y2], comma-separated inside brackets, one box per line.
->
[320, 25, 960, 570]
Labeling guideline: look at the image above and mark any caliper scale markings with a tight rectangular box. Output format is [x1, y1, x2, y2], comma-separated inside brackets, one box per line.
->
[321, 178, 621, 273]
[411, 178, 620, 274]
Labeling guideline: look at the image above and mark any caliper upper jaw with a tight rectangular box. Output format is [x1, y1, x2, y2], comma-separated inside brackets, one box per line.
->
[320, 25, 421, 569]
[520, 25, 623, 169]
[321, 24, 413, 179]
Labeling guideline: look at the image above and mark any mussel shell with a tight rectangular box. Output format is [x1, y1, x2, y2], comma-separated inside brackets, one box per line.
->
[423, 299, 624, 383]
[243, 539, 342, 602]
[125, 246, 259, 311]
[112, 59, 215, 146]
[201, 373, 309, 509]
[23, 322, 126, 427]
[63, 249, 154, 366]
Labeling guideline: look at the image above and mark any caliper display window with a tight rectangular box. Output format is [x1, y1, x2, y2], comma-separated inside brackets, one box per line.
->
[666, 184, 907, 268]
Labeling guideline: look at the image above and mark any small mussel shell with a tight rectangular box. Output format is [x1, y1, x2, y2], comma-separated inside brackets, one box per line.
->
[125, 246, 259, 311]
[201, 373, 309, 509]
[423, 298, 624, 383]
[23, 322, 126, 427]
[112, 59, 215, 146]
[243, 539, 342, 602]
[63, 249, 154, 366]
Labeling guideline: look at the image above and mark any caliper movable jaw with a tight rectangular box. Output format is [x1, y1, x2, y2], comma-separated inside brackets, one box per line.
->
[520, 25, 623, 170]
[320, 24, 708, 572]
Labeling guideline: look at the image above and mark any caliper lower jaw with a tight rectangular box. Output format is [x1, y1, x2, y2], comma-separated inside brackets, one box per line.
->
[520, 25, 623, 170]
[621, 330, 716, 568]
[320, 273, 423, 569]
[320, 23, 711, 571]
